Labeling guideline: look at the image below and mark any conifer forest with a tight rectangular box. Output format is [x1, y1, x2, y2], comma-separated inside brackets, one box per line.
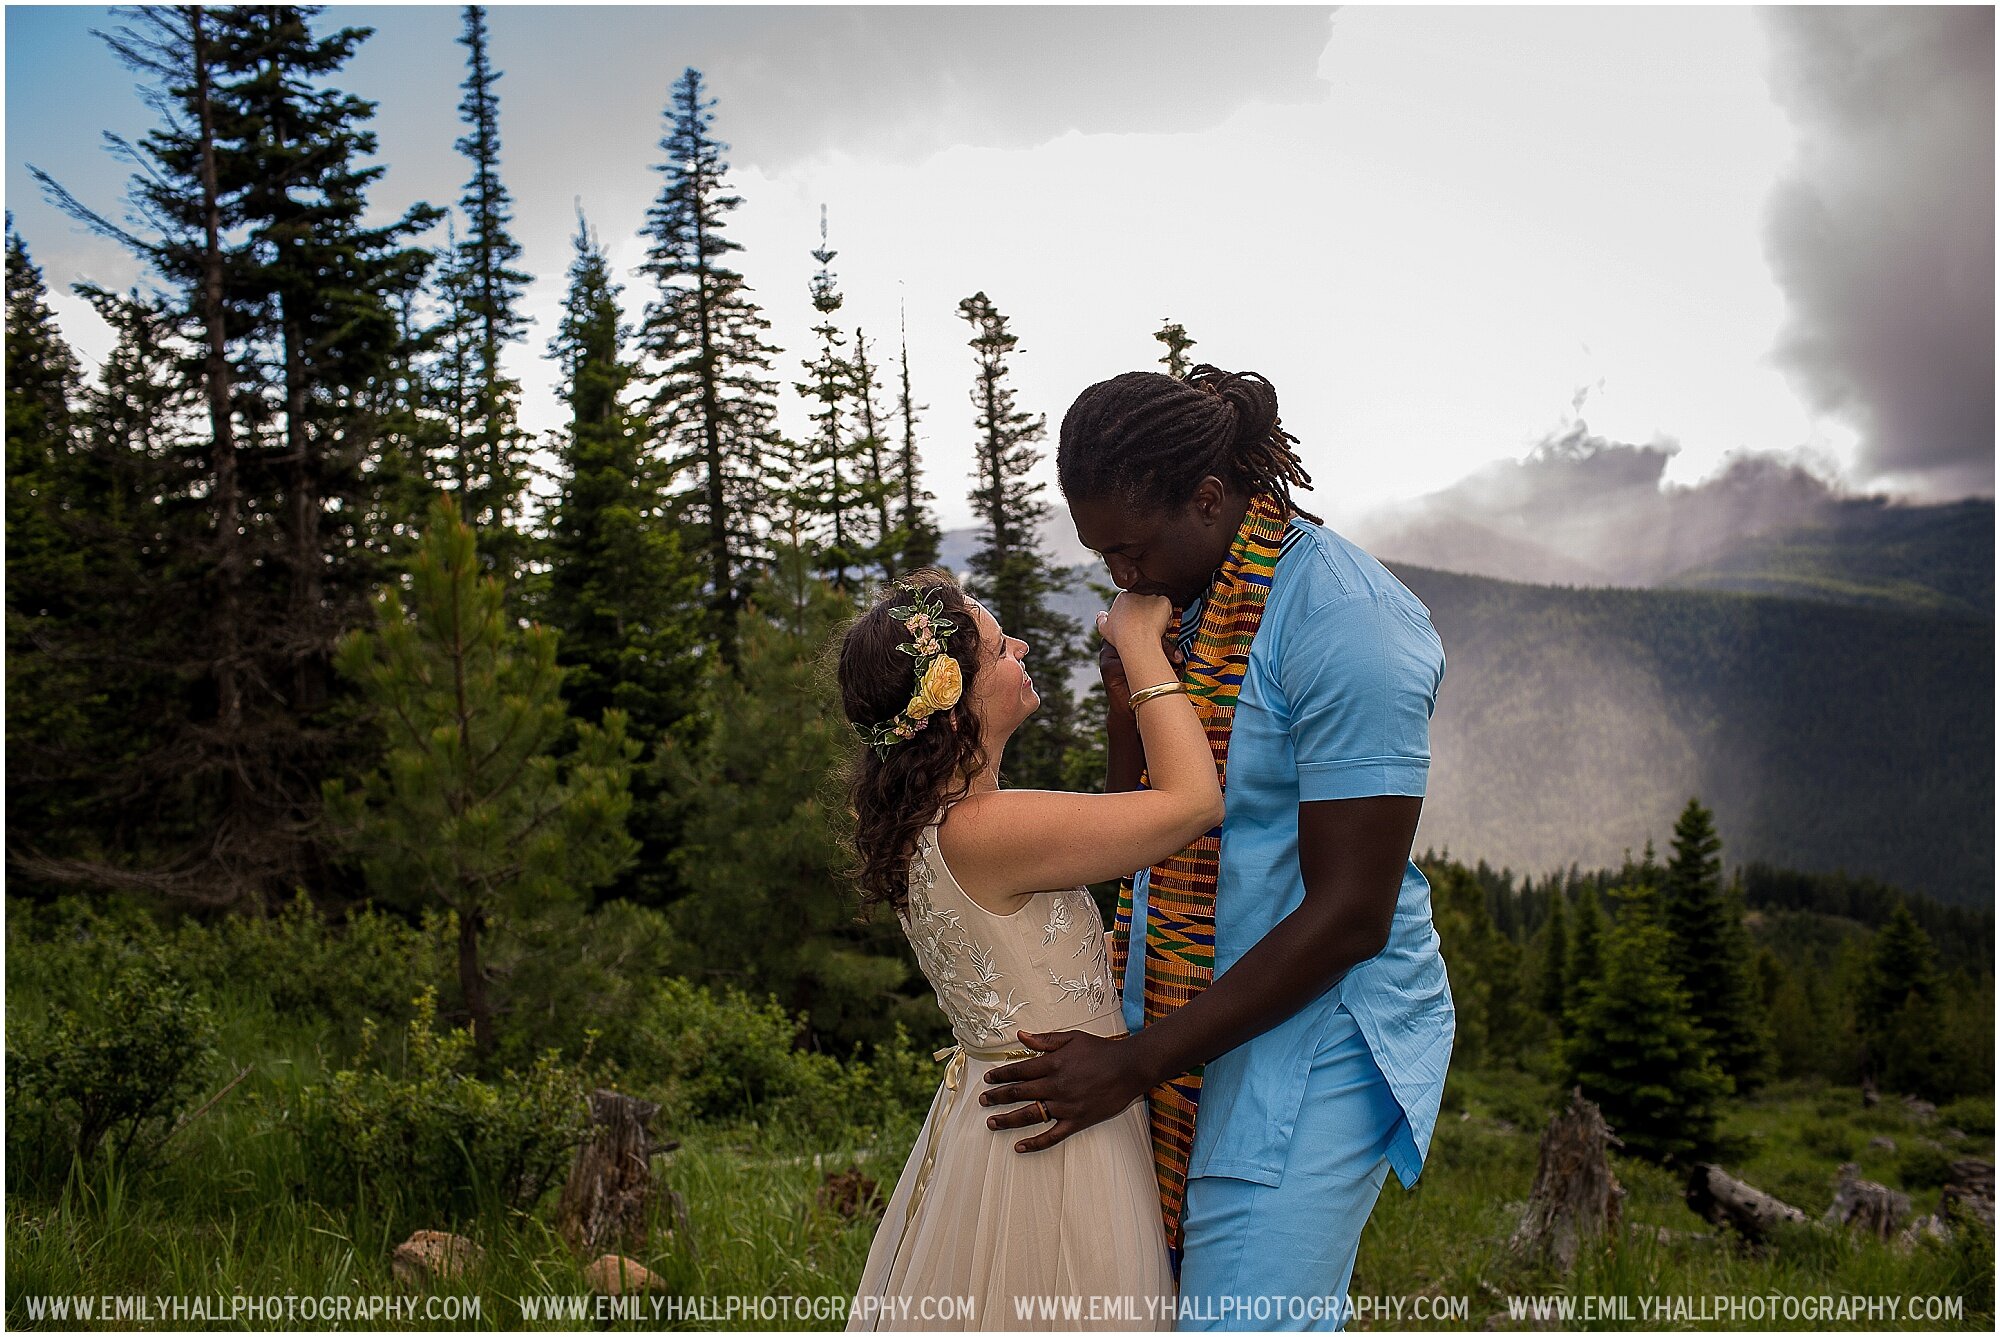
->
[6, 7, 1992, 1329]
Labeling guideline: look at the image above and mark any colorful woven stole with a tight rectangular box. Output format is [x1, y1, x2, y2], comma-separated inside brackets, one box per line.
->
[1107, 491, 1289, 1271]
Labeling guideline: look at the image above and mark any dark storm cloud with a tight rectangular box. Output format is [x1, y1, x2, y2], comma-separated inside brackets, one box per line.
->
[1354, 424, 1845, 586]
[586, 6, 1337, 171]
[1761, 8, 1994, 495]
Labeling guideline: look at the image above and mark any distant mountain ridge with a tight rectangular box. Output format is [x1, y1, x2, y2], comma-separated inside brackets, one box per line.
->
[1393, 562, 1992, 907]
[1664, 497, 1992, 618]
[928, 514, 1992, 907]
[1351, 448, 1992, 620]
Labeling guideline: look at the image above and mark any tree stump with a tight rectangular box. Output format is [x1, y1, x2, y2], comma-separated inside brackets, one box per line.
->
[556, 1089, 683, 1258]
[1684, 1164, 1810, 1242]
[1510, 1088, 1625, 1271]
[1896, 1158, 1995, 1251]
[1823, 1163, 1911, 1239]
[1942, 1159, 1995, 1229]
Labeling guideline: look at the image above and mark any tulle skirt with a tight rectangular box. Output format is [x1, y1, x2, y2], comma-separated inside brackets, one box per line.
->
[847, 1046, 1175, 1332]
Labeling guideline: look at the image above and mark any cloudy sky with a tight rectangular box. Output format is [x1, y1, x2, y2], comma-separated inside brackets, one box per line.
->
[6, 5, 1991, 544]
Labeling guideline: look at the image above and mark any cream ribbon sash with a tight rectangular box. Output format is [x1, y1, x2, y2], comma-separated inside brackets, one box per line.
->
[901, 1041, 1040, 1234]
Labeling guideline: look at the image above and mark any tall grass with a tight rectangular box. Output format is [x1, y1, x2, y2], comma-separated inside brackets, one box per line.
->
[6, 906, 1991, 1331]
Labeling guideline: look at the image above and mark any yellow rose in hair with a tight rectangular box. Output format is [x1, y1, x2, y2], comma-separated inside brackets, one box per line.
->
[915, 654, 963, 714]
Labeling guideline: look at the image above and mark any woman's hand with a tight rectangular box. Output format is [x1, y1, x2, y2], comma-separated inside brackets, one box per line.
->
[1097, 592, 1173, 660]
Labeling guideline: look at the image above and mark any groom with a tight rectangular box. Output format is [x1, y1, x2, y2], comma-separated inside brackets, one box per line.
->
[979, 367, 1454, 1332]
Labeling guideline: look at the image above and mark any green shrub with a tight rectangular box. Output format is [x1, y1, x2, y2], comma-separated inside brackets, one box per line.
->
[1937, 1095, 1994, 1136]
[482, 898, 681, 1076]
[627, 977, 934, 1144]
[294, 986, 595, 1234]
[1800, 1119, 1858, 1160]
[5, 894, 169, 1018]
[1897, 1141, 1956, 1191]
[6, 948, 218, 1186]
[167, 890, 454, 1033]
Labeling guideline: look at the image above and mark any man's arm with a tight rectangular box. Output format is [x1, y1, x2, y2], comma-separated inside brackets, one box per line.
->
[1100, 637, 1171, 795]
[979, 793, 1419, 1151]
[1105, 700, 1145, 794]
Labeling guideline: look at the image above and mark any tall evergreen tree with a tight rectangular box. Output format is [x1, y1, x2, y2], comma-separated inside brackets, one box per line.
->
[225, 6, 437, 708]
[3, 227, 133, 862]
[1661, 798, 1772, 1093]
[793, 206, 864, 589]
[1564, 913, 1728, 1164]
[542, 207, 706, 907]
[1565, 882, 1606, 1022]
[638, 67, 782, 665]
[1862, 901, 1942, 1015]
[24, 6, 435, 904]
[324, 496, 640, 1057]
[1538, 887, 1569, 1024]
[1153, 319, 1195, 378]
[653, 541, 913, 1051]
[956, 290, 1085, 789]
[1857, 902, 1951, 1096]
[450, 4, 532, 579]
[893, 300, 940, 571]
[850, 329, 901, 578]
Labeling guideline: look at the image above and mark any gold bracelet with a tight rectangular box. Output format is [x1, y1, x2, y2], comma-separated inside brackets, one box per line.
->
[1128, 681, 1189, 712]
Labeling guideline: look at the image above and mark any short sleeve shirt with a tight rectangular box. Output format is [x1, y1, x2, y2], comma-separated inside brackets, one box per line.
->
[1120, 517, 1455, 1189]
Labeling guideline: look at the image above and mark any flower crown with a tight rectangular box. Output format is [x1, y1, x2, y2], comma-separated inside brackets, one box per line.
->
[855, 581, 964, 759]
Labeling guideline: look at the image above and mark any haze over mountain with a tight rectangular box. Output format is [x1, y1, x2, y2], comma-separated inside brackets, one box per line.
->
[1396, 563, 1992, 907]
[1345, 422, 1992, 615]
[928, 479, 1991, 906]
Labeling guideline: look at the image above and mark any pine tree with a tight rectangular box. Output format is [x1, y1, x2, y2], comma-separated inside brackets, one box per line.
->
[542, 207, 707, 907]
[1154, 319, 1195, 378]
[850, 329, 900, 578]
[1862, 902, 1941, 1015]
[1661, 798, 1772, 1093]
[450, 4, 532, 580]
[893, 300, 940, 571]
[1858, 902, 1949, 1095]
[1538, 887, 1569, 1024]
[225, 6, 438, 710]
[793, 206, 865, 590]
[1564, 913, 1728, 1164]
[638, 67, 782, 664]
[1565, 882, 1606, 1022]
[23, 6, 435, 904]
[653, 542, 913, 1051]
[956, 290, 1086, 789]
[4, 226, 120, 857]
[324, 496, 640, 1057]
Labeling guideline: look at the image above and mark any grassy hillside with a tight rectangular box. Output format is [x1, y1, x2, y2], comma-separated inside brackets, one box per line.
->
[8, 960, 1991, 1331]
[1392, 565, 1993, 906]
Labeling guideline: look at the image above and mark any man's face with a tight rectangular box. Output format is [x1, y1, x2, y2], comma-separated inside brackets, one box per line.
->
[1069, 480, 1237, 608]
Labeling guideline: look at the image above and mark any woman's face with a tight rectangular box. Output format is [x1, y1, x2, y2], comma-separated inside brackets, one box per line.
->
[960, 597, 1038, 738]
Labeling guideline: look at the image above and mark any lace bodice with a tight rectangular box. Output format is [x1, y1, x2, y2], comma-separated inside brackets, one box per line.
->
[897, 818, 1121, 1049]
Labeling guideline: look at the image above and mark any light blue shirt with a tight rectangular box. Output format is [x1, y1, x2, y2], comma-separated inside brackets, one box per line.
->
[1121, 516, 1455, 1190]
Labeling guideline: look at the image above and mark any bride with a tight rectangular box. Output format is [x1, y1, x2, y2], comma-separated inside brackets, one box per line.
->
[836, 571, 1217, 1331]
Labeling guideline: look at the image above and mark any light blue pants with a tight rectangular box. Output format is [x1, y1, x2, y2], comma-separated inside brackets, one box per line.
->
[1174, 1005, 1404, 1332]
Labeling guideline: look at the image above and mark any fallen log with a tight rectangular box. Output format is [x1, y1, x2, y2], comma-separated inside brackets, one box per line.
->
[1685, 1163, 1809, 1242]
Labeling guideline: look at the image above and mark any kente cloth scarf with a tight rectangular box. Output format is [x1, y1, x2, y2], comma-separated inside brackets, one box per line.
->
[1108, 489, 1290, 1271]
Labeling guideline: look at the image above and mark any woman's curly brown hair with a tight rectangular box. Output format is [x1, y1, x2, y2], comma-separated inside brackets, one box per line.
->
[838, 568, 992, 917]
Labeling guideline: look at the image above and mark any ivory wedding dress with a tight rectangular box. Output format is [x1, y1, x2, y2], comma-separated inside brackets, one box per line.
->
[845, 811, 1174, 1331]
